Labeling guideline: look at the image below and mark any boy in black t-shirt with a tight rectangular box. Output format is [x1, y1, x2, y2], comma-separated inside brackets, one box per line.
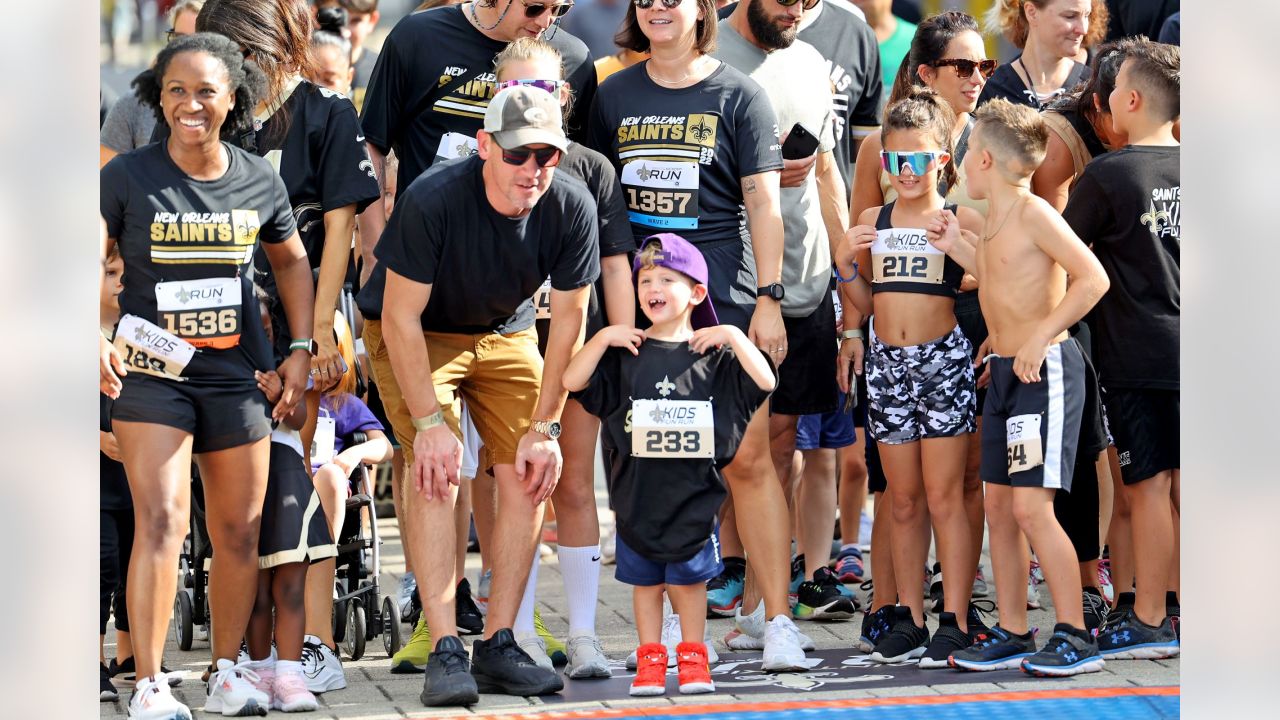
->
[1062, 39, 1181, 661]
[566, 233, 776, 697]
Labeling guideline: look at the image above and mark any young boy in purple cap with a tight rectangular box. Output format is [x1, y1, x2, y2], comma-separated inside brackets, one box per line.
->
[565, 233, 777, 697]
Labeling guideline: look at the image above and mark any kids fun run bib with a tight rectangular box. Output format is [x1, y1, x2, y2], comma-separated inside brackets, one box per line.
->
[435, 132, 478, 163]
[620, 160, 700, 230]
[114, 314, 197, 381]
[630, 398, 714, 459]
[1006, 413, 1045, 475]
[871, 228, 947, 286]
[154, 277, 242, 349]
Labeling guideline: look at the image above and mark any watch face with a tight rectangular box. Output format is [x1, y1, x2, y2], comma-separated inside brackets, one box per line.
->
[547, 422, 562, 439]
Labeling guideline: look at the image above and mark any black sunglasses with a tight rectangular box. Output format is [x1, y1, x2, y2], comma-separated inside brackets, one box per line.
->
[930, 58, 998, 79]
[633, 0, 682, 8]
[522, 1, 574, 18]
[501, 146, 563, 167]
[776, 0, 821, 9]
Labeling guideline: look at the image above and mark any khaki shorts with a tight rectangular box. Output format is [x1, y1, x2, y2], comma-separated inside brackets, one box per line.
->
[363, 319, 542, 475]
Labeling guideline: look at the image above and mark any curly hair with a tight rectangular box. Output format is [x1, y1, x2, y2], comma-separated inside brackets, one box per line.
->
[890, 11, 982, 106]
[883, 87, 959, 192]
[986, 0, 1109, 51]
[132, 32, 268, 140]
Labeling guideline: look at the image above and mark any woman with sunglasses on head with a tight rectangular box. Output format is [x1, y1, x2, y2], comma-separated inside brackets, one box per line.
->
[979, 0, 1108, 110]
[588, 0, 811, 673]
[848, 10, 993, 657]
[101, 32, 315, 719]
[195, 0, 381, 694]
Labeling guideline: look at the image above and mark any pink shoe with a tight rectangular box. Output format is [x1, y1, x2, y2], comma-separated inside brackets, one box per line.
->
[248, 663, 275, 703]
[272, 670, 319, 712]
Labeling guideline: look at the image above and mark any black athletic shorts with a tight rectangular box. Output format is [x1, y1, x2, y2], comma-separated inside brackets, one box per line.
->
[260, 439, 337, 568]
[955, 291, 987, 406]
[111, 374, 271, 453]
[1104, 388, 1179, 485]
[772, 288, 838, 416]
[981, 339, 1085, 491]
[866, 432, 887, 494]
[700, 237, 759, 333]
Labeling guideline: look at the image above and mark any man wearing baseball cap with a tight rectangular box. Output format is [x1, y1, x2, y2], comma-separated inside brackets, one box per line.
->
[564, 232, 778, 696]
[376, 85, 600, 706]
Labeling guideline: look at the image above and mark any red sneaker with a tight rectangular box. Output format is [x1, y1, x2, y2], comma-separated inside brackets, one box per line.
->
[630, 643, 668, 696]
[676, 641, 715, 694]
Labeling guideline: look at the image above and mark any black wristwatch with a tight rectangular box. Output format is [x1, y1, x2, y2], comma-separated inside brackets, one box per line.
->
[756, 283, 785, 302]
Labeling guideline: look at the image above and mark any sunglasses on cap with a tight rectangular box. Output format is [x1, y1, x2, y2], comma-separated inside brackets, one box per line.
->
[880, 150, 943, 176]
[633, 0, 682, 8]
[929, 58, 998, 79]
[521, 0, 574, 18]
[496, 78, 565, 96]
[502, 146, 563, 168]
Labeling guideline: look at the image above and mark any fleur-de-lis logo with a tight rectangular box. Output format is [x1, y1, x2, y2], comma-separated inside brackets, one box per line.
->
[655, 375, 676, 397]
[1140, 203, 1170, 231]
[688, 118, 715, 144]
[176, 286, 193, 304]
[134, 325, 148, 342]
[636, 164, 652, 182]
[457, 143, 475, 157]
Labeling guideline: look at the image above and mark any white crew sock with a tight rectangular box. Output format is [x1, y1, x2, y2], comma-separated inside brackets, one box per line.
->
[275, 659, 301, 675]
[557, 544, 601, 637]
[513, 552, 540, 638]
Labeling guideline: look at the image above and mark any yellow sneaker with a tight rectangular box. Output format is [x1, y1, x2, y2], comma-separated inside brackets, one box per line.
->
[533, 608, 567, 666]
[390, 614, 431, 673]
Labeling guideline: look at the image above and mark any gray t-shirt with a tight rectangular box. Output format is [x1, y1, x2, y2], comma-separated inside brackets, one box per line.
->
[713, 23, 836, 317]
[100, 93, 157, 154]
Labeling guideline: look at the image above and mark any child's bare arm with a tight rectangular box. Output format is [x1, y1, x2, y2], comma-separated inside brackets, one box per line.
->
[563, 326, 644, 392]
[925, 208, 980, 274]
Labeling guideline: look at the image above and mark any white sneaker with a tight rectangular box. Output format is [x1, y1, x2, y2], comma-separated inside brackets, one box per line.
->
[398, 571, 417, 617]
[204, 658, 269, 716]
[600, 528, 617, 566]
[300, 635, 346, 693]
[243, 658, 275, 704]
[659, 610, 682, 666]
[762, 615, 808, 671]
[516, 633, 555, 671]
[476, 569, 492, 616]
[726, 603, 815, 651]
[128, 674, 192, 720]
[565, 634, 611, 679]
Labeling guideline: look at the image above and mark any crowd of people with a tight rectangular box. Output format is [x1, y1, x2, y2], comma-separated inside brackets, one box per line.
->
[98, 0, 1180, 717]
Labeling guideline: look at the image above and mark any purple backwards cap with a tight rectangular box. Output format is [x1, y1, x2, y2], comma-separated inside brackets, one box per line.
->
[632, 233, 719, 330]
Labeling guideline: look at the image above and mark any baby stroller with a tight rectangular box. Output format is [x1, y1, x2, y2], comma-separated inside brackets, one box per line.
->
[174, 465, 210, 651]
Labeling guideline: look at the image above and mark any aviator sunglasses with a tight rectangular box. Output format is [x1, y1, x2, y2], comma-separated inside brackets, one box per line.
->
[521, 1, 574, 18]
[880, 150, 943, 176]
[502, 146, 563, 168]
[929, 58, 998, 79]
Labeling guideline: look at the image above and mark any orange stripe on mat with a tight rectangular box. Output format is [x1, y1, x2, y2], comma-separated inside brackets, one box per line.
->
[455, 686, 1180, 720]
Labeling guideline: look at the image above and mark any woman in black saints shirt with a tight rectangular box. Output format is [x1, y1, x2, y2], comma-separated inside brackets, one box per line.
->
[980, 0, 1106, 111]
[99, 33, 314, 718]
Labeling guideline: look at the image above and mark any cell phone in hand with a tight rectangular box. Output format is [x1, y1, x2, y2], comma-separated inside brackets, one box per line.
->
[781, 122, 821, 160]
[843, 361, 859, 415]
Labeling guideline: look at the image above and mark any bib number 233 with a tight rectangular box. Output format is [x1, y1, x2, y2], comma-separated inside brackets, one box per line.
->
[631, 399, 714, 459]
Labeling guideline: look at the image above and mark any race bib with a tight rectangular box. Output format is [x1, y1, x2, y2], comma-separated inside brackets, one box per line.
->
[630, 399, 714, 459]
[871, 228, 946, 285]
[113, 314, 196, 381]
[1006, 413, 1045, 475]
[533, 278, 552, 320]
[621, 160, 699, 230]
[311, 416, 336, 466]
[435, 132, 478, 163]
[154, 277, 241, 349]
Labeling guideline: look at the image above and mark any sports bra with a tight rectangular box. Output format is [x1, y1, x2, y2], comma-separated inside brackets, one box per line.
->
[870, 201, 965, 298]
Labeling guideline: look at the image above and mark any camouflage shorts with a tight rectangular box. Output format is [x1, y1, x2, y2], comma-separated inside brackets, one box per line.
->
[866, 323, 976, 445]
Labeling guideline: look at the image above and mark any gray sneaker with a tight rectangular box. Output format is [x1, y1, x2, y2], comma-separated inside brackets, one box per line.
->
[516, 633, 555, 671]
[420, 636, 479, 707]
[565, 634, 611, 679]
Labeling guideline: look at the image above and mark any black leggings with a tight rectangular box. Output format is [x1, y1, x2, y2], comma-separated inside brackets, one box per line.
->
[100, 507, 134, 634]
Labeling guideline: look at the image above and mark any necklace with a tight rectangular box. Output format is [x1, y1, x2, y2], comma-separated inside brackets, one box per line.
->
[982, 194, 1026, 243]
[647, 56, 708, 86]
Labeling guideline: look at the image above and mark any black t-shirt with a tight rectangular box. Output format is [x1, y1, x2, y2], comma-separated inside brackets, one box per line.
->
[360, 6, 597, 197]
[1062, 146, 1179, 390]
[366, 155, 600, 333]
[100, 393, 131, 511]
[979, 57, 1089, 111]
[351, 47, 378, 116]
[559, 141, 636, 333]
[101, 143, 297, 384]
[1105, 0, 1180, 43]
[717, 1, 883, 189]
[588, 61, 782, 247]
[573, 340, 772, 562]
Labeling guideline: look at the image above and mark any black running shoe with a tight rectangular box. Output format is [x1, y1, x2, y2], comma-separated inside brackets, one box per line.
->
[109, 657, 182, 687]
[1098, 613, 1180, 660]
[1082, 586, 1109, 635]
[1022, 623, 1105, 676]
[794, 567, 857, 621]
[919, 611, 972, 669]
[868, 606, 929, 663]
[100, 664, 118, 702]
[455, 578, 484, 636]
[1101, 591, 1135, 636]
[927, 562, 945, 614]
[471, 628, 564, 696]
[967, 600, 995, 638]
[950, 624, 1038, 671]
[857, 604, 895, 653]
[420, 636, 479, 707]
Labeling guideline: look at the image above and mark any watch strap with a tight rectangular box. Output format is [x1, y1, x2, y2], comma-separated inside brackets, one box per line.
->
[412, 410, 446, 432]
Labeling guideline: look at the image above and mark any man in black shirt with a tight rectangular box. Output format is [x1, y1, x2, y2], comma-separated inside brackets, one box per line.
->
[377, 86, 599, 706]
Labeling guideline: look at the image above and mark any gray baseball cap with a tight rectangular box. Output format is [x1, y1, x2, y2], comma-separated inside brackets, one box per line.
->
[483, 86, 568, 152]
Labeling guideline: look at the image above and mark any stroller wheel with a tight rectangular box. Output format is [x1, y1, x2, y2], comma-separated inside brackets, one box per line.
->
[345, 600, 367, 661]
[173, 590, 194, 651]
[382, 596, 403, 657]
[332, 582, 348, 643]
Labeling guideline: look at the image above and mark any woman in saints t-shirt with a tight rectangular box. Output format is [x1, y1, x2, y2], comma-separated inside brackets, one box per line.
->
[979, 0, 1104, 110]
[99, 33, 315, 719]
[588, 0, 810, 670]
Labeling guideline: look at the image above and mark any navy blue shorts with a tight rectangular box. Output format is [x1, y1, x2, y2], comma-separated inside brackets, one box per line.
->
[795, 394, 858, 450]
[614, 531, 723, 587]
